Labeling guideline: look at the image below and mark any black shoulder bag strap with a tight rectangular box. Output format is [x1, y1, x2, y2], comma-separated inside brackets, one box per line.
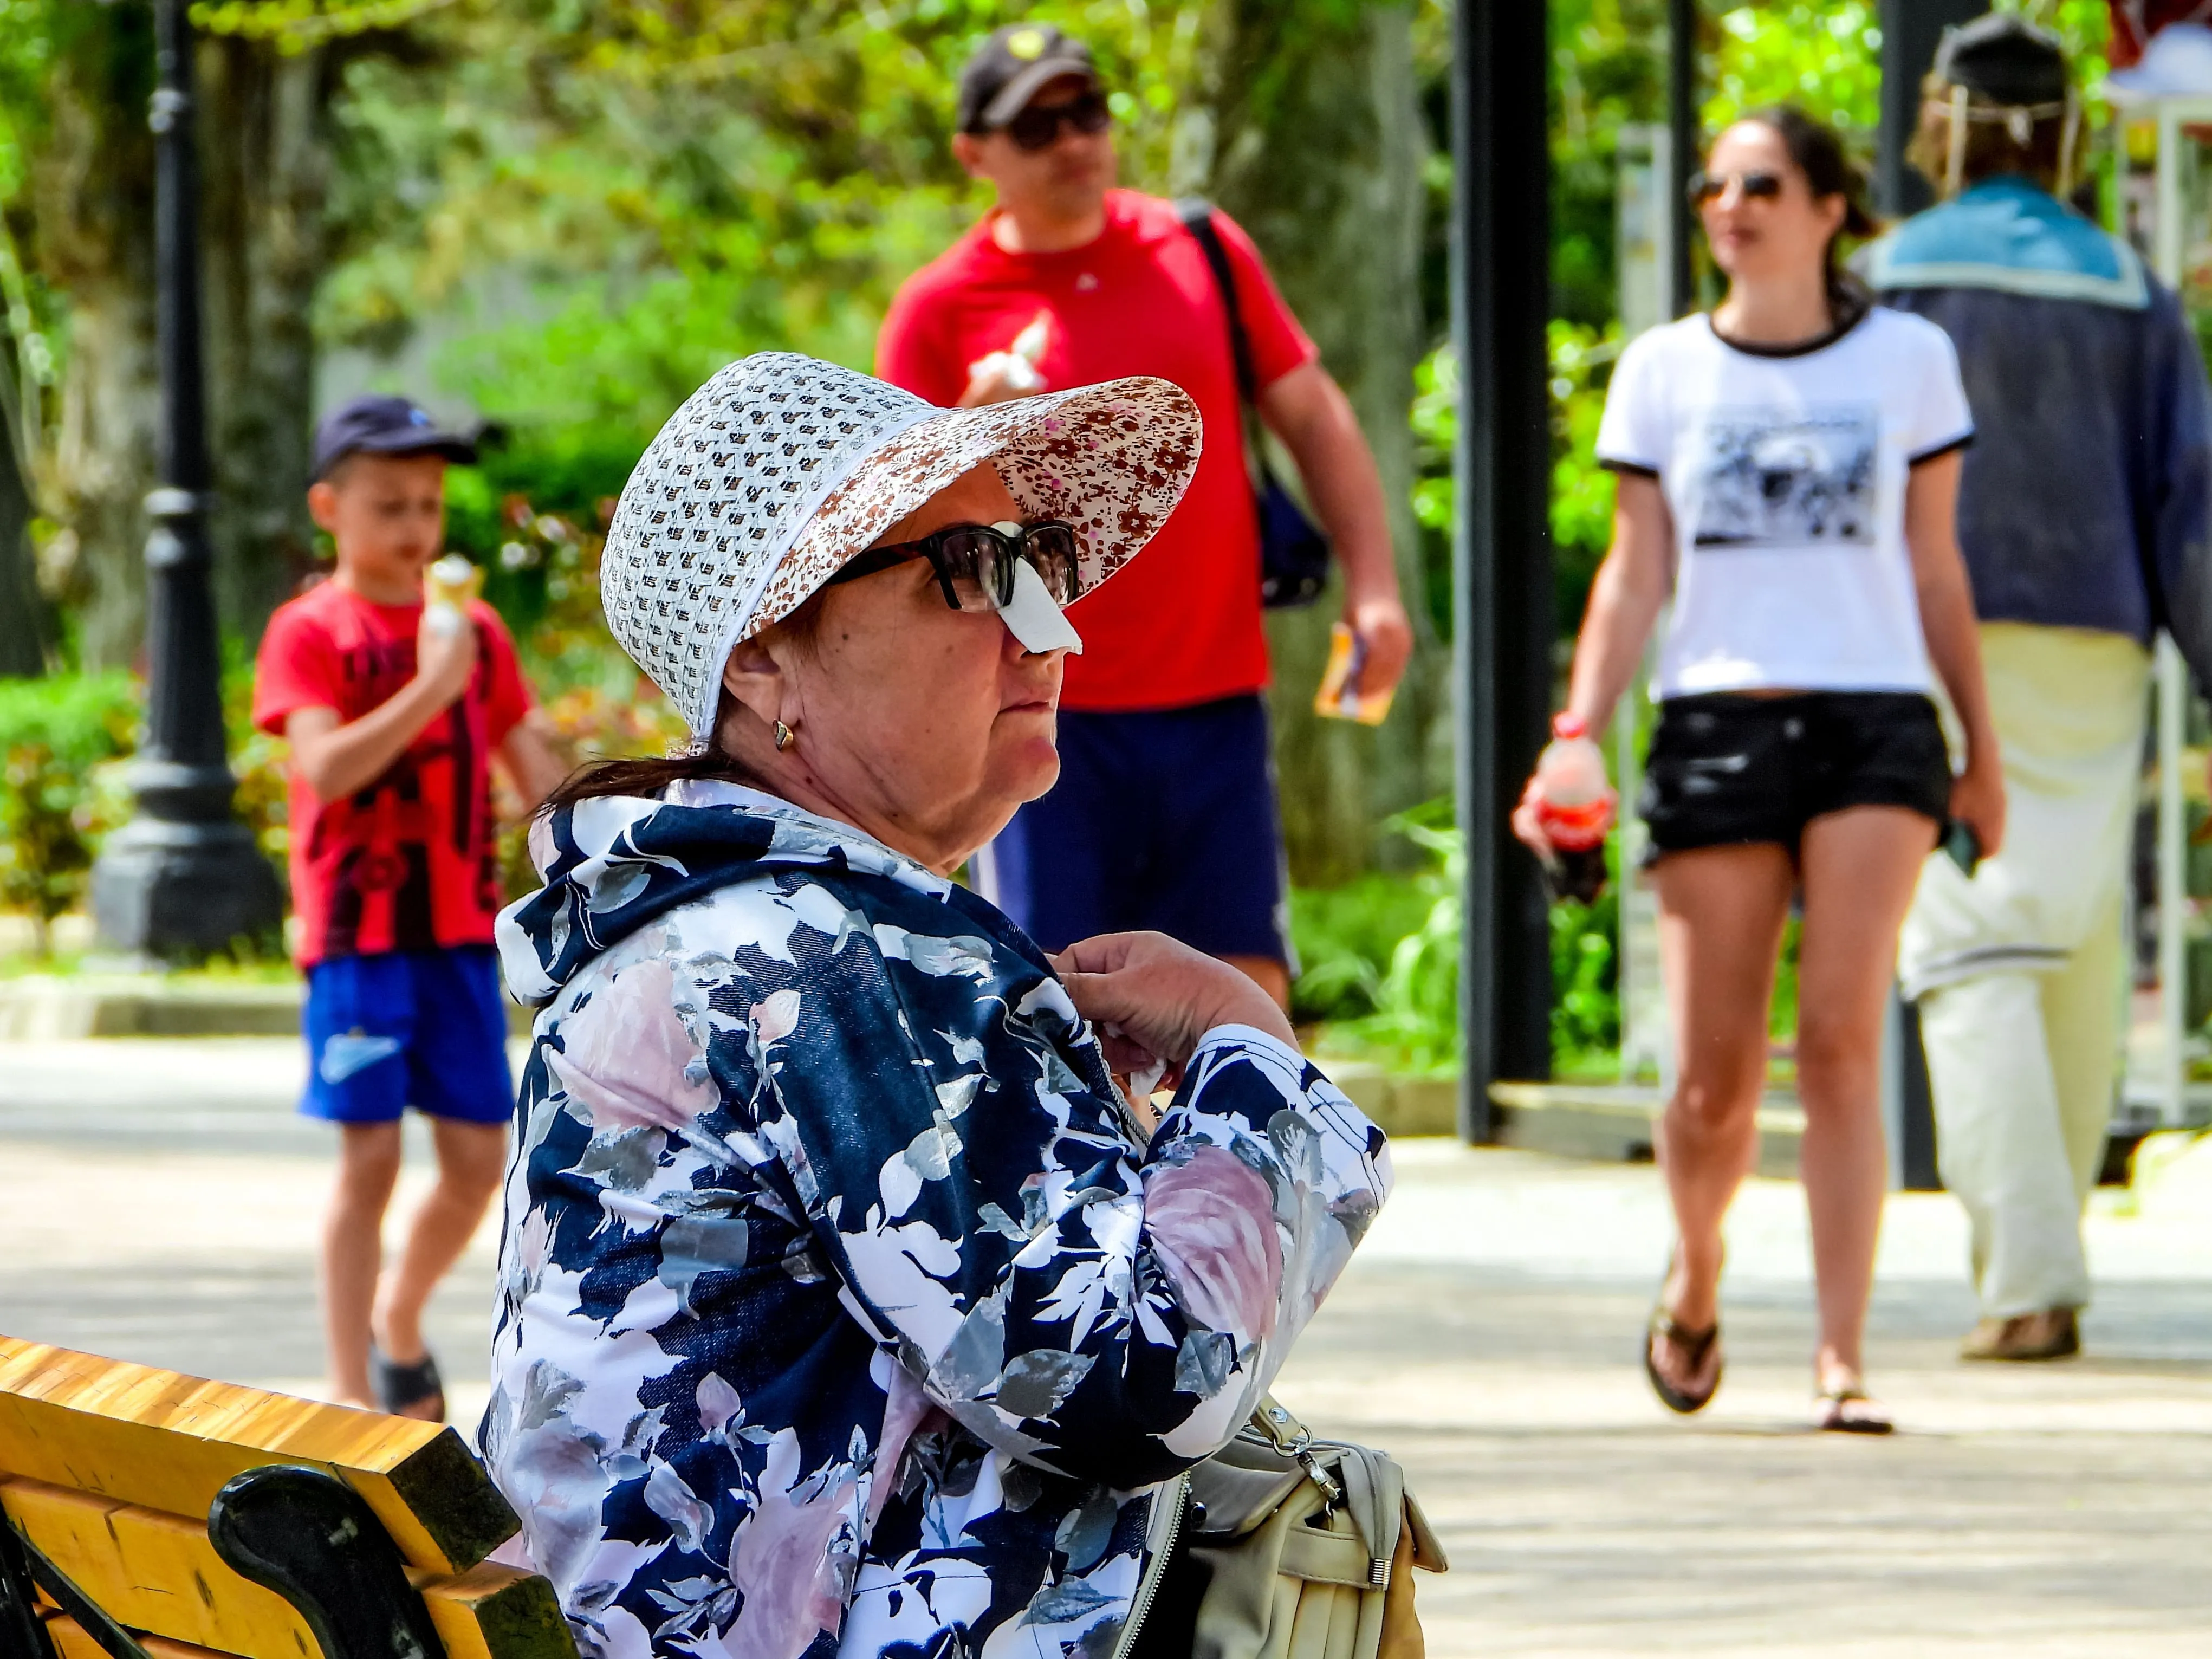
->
[1176, 197, 1259, 406]
[1173, 197, 1331, 608]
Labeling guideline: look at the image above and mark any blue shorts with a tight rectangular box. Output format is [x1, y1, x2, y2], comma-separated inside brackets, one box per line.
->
[301, 946, 515, 1125]
[979, 693, 1293, 964]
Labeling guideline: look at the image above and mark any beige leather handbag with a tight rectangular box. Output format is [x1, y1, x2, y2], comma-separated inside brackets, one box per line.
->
[1177, 1399, 1449, 1659]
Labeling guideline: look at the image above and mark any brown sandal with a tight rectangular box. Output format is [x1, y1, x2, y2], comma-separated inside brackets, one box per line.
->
[1644, 1305, 1722, 1414]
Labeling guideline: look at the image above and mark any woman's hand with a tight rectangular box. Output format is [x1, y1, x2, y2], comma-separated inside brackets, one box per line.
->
[1950, 749, 2006, 862]
[1052, 932, 1298, 1080]
[1510, 773, 1555, 857]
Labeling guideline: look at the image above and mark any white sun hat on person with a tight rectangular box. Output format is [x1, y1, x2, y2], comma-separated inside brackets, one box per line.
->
[598, 351, 1203, 738]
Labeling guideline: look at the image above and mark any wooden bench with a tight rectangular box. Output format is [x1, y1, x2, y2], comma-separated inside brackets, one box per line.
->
[0, 1337, 576, 1659]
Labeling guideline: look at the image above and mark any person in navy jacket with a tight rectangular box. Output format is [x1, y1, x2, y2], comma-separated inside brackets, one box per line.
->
[1867, 14, 2212, 1362]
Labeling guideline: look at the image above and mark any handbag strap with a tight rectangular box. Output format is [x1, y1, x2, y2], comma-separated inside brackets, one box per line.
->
[1176, 197, 1259, 407]
[1246, 1396, 1344, 1509]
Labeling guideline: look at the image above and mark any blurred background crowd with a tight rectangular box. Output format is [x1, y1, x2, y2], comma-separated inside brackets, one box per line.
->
[0, 0, 2138, 1080]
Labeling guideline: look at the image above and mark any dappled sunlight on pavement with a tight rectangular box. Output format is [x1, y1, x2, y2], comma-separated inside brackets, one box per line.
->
[1275, 1140, 2212, 1655]
[3, 1043, 2209, 1652]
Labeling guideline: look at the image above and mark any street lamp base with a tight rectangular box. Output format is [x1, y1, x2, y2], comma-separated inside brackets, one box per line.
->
[92, 816, 285, 962]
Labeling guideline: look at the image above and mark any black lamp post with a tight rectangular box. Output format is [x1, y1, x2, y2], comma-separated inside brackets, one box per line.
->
[90, 0, 283, 960]
[1451, 0, 1554, 1138]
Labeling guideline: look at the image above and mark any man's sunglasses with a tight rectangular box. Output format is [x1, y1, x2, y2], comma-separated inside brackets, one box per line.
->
[826, 519, 1084, 613]
[1000, 90, 1111, 152]
[1687, 169, 1784, 206]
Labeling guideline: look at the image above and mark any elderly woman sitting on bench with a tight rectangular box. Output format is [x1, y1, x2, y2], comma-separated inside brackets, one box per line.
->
[481, 354, 1393, 1659]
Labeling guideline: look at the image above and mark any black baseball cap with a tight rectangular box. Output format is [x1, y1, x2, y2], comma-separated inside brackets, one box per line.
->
[957, 24, 1098, 134]
[312, 394, 478, 482]
[1935, 14, 2068, 106]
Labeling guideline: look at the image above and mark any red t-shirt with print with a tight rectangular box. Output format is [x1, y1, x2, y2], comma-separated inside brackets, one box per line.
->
[252, 578, 534, 967]
[876, 189, 1318, 712]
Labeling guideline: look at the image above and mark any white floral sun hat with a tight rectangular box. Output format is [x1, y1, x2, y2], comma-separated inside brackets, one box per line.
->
[599, 351, 1203, 737]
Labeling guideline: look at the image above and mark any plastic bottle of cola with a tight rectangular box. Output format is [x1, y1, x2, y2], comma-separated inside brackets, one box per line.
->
[1533, 712, 1614, 905]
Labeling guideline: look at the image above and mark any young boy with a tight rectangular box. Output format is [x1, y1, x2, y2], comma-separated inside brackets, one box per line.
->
[254, 395, 566, 1421]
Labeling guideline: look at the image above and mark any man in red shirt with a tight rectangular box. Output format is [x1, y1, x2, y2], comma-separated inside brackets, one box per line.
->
[878, 24, 1411, 1004]
[254, 395, 566, 1420]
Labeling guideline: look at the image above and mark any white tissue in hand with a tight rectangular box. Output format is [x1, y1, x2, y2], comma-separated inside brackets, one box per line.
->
[1125, 1055, 1167, 1103]
[997, 558, 1082, 655]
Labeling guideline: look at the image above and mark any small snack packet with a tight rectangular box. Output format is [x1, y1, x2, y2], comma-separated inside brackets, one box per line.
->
[1313, 622, 1394, 725]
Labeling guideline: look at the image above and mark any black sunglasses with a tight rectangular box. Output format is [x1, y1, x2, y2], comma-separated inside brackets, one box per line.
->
[1001, 90, 1111, 152]
[827, 519, 1084, 614]
[1688, 169, 1785, 207]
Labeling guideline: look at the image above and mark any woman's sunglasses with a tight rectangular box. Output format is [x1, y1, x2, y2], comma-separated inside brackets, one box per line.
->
[1687, 169, 1784, 207]
[827, 519, 1084, 614]
[1001, 92, 1112, 153]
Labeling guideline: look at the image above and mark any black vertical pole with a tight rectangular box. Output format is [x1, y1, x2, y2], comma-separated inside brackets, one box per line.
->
[1453, 0, 1554, 1140]
[1878, 0, 1988, 217]
[1667, 0, 1697, 316]
[91, 0, 282, 960]
[1877, 0, 1982, 1190]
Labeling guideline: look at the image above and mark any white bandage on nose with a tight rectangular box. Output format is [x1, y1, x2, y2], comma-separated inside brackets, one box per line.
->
[997, 555, 1083, 655]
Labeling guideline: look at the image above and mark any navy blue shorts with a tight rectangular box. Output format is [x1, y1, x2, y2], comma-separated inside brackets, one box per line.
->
[301, 946, 515, 1125]
[979, 693, 1293, 964]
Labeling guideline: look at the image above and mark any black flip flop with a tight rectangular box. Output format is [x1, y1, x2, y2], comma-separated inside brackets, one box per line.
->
[1645, 1307, 1722, 1415]
[368, 1344, 446, 1422]
[1814, 1388, 1893, 1435]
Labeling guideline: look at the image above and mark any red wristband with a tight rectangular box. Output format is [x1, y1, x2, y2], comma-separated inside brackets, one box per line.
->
[1552, 711, 1588, 741]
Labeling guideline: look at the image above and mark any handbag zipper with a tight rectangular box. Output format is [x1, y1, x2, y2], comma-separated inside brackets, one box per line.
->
[1110, 1472, 1190, 1659]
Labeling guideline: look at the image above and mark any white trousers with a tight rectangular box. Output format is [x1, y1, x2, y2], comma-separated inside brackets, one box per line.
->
[1900, 624, 2148, 1318]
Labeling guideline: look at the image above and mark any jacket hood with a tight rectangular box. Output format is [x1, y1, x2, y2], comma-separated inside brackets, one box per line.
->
[496, 781, 955, 1006]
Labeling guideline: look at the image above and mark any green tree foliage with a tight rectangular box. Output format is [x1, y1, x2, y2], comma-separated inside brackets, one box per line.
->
[0, 0, 66, 477]
[0, 671, 135, 952]
[317, 0, 1205, 441]
[1703, 2, 1881, 134]
[1551, 0, 1666, 327]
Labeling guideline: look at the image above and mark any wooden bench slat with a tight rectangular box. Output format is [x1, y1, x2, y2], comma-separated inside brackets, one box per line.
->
[0, 1339, 517, 1574]
[4, 1479, 317, 1659]
[43, 1608, 242, 1659]
[8, 1477, 572, 1659]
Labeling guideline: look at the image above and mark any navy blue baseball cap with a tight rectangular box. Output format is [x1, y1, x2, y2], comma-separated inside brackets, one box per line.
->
[312, 395, 478, 481]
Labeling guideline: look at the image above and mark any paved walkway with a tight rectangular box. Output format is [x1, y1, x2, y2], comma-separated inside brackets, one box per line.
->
[5, 1038, 2212, 1654]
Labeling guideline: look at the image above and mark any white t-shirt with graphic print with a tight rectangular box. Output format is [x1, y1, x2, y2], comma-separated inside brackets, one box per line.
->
[1594, 303, 1973, 700]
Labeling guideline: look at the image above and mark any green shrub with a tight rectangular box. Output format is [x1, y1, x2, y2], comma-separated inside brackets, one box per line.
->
[0, 672, 138, 953]
[1299, 799, 1463, 1077]
[442, 429, 648, 642]
[1295, 797, 1626, 1080]
[1290, 871, 1439, 1025]
[222, 654, 290, 879]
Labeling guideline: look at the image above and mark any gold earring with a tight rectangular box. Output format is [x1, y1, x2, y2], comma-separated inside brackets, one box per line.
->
[773, 720, 796, 753]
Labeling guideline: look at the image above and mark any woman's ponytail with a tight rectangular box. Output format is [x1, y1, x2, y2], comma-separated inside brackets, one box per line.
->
[1743, 104, 1878, 317]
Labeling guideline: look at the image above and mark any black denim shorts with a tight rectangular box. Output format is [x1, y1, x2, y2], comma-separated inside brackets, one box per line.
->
[1640, 691, 1952, 857]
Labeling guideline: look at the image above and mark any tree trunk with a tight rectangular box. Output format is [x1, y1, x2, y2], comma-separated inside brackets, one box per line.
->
[1190, 0, 1441, 889]
[0, 406, 45, 675]
[199, 35, 331, 639]
[34, 7, 160, 672]
[31, 17, 329, 670]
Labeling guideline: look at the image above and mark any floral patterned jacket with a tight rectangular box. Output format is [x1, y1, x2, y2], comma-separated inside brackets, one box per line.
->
[484, 782, 1391, 1659]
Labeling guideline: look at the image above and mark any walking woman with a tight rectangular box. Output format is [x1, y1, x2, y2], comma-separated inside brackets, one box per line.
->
[1516, 108, 2003, 1432]
[484, 353, 1390, 1659]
